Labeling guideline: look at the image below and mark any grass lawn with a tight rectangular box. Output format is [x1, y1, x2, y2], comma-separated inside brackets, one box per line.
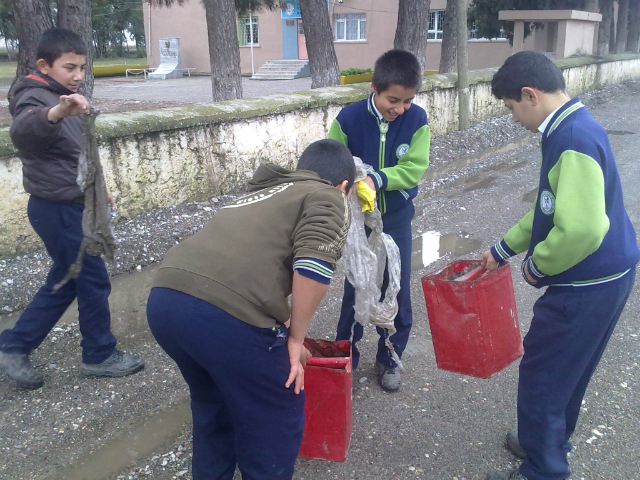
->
[0, 62, 16, 80]
[0, 57, 148, 80]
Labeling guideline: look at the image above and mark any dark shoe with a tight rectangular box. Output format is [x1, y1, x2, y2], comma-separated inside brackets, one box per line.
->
[506, 429, 527, 459]
[81, 350, 145, 378]
[375, 360, 401, 391]
[484, 467, 528, 480]
[0, 350, 44, 389]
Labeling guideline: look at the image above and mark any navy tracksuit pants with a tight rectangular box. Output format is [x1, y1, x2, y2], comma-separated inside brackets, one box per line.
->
[147, 287, 305, 480]
[0, 195, 116, 364]
[336, 203, 414, 369]
[518, 269, 635, 480]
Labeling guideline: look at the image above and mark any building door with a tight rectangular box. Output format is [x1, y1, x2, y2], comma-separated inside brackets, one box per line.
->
[282, 18, 298, 59]
[297, 20, 308, 60]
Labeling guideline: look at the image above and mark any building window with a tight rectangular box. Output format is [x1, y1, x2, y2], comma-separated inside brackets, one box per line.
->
[468, 22, 508, 40]
[428, 10, 445, 40]
[238, 16, 259, 46]
[334, 13, 366, 41]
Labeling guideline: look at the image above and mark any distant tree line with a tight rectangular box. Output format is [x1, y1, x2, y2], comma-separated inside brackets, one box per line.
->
[0, 0, 146, 61]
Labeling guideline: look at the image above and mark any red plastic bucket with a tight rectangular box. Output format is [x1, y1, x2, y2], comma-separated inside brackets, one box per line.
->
[421, 260, 523, 378]
[298, 339, 352, 461]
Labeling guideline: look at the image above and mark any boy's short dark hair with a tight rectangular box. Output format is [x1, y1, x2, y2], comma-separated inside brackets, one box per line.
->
[492, 51, 566, 101]
[297, 139, 356, 193]
[37, 28, 87, 66]
[371, 49, 422, 94]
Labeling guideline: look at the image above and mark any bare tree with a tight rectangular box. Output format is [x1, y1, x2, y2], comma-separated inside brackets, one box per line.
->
[439, 0, 457, 74]
[628, 0, 640, 52]
[394, 0, 431, 72]
[598, 0, 614, 55]
[203, 0, 243, 100]
[58, 0, 94, 101]
[456, 0, 469, 130]
[11, 0, 52, 79]
[299, 0, 340, 88]
[609, 8, 616, 50]
[615, 0, 629, 53]
[582, 0, 599, 11]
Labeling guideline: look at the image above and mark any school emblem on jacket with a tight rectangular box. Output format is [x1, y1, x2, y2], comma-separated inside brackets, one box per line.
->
[396, 143, 410, 159]
[539, 190, 555, 215]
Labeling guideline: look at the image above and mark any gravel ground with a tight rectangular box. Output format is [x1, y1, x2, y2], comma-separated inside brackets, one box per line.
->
[0, 79, 637, 480]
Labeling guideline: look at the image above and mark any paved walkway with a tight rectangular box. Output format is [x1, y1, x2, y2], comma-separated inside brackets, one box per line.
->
[93, 75, 314, 103]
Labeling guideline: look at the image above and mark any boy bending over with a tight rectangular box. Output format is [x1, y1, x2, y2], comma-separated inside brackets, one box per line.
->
[146, 139, 355, 480]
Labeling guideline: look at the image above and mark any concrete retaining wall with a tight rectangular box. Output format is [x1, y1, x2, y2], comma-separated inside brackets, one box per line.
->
[1, 54, 640, 257]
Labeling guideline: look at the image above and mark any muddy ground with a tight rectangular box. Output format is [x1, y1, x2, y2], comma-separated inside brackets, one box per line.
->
[0, 80, 639, 480]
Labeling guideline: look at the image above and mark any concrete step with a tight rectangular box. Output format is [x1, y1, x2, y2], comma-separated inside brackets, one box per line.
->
[259, 65, 306, 71]
[251, 59, 310, 80]
[251, 73, 298, 80]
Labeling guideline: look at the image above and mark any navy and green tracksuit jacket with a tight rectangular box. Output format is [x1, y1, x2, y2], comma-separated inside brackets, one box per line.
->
[328, 93, 431, 217]
[491, 97, 640, 288]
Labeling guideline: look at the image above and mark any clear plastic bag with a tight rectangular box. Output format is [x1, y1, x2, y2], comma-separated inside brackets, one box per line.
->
[340, 157, 403, 368]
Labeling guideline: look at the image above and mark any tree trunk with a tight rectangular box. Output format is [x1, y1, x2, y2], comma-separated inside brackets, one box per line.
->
[202, 0, 243, 101]
[394, 0, 431, 73]
[439, 0, 456, 73]
[616, 0, 629, 53]
[299, 0, 340, 88]
[598, 0, 614, 55]
[10, 0, 53, 78]
[58, 0, 94, 102]
[609, 8, 616, 51]
[582, 0, 599, 12]
[628, 0, 640, 52]
[456, 0, 469, 130]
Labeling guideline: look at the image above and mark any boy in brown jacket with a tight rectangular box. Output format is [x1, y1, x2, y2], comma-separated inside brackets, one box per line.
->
[0, 28, 144, 390]
[147, 139, 355, 480]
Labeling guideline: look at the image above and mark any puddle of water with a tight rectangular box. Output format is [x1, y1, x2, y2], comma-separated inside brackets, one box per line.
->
[1, 262, 160, 338]
[606, 130, 636, 135]
[522, 188, 538, 203]
[463, 176, 497, 193]
[46, 399, 192, 480]
[0, 311, 20, 334]
[487, 159, 530, 172]
[411, 231, 482, 271]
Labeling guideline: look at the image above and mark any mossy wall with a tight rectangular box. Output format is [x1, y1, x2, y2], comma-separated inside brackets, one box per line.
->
[1, 54, 640, 257]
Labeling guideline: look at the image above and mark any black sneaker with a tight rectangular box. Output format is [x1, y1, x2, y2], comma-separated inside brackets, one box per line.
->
[484, 467, 528, 480]
[81, 350, 145, 378]
[375, 360, 401, 391]
[506, 429, 527, 459]
[0, 350, 44, 390]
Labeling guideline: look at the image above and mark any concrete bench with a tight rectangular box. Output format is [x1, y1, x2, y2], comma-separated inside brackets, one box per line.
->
[125, 68, 156, 79]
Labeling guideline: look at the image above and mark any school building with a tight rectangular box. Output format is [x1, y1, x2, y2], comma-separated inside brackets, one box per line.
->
[143, 0, 569, 78]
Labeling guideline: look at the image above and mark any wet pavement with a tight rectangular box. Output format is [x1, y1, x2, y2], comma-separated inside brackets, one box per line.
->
[1, 81, 640, 480]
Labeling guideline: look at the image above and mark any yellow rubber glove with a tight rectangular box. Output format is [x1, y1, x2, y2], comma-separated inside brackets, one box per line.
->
[357, 180, 376, 212]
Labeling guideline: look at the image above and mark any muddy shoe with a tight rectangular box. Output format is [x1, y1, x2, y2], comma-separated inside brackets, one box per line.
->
[375, 360, 401, 392]
[506, 429, 527, 459]
[0, 351, 44, 390]
[484, 468, 528, 480]
[81, 350, 145, 378]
